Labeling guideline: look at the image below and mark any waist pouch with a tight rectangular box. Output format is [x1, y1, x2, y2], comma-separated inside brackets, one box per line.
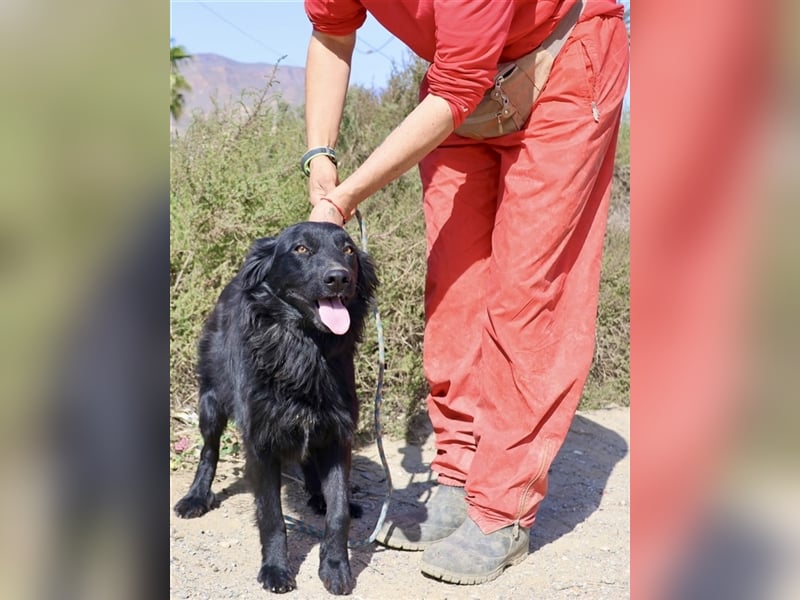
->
[455, 0, 584, 140]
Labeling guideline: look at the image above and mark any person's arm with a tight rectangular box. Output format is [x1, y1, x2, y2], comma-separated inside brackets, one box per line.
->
[309, 92, 454, 225]
[304, 30, 355, 211]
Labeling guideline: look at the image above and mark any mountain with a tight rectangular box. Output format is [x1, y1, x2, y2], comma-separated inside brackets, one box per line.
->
[171, 53, 306, 134]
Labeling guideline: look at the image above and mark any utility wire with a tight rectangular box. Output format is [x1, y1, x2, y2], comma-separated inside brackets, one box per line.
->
[197, 1, 286, 60]
[355, 35, 397, 63]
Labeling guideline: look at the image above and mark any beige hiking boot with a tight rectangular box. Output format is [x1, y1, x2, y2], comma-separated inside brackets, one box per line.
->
[375, 484, 467, 551]
[420, 517, 530, 584]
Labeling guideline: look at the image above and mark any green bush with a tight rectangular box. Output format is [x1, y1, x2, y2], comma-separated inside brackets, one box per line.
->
[170, 82, 309, 409]
[583, 215, 630, 407]
[170, 60, 630, 447]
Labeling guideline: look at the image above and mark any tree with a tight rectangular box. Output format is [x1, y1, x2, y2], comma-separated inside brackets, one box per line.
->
[171, 42, 192, 121]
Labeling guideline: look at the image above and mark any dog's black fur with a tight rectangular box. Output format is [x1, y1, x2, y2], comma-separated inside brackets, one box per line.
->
[174, 222, 378, 595]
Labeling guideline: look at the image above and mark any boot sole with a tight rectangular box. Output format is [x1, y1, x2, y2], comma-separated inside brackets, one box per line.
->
[375, 537, 429, 551]
[376, 524, 461, 552]
[375, 529, 443, 551]
[420, 548, 528, 585]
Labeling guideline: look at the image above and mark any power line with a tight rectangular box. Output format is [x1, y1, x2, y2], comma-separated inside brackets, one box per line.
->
[359, 35, 394, 55]
[355, 35, 397, 63]
[197, 1, 286, 60]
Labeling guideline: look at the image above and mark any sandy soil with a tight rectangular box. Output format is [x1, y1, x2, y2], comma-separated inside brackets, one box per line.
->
[170, 407, 629, 599]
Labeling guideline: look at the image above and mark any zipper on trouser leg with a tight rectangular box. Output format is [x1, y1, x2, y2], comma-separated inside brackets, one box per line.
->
[512, 439, 557, 539]
[592, 101, 600, 122]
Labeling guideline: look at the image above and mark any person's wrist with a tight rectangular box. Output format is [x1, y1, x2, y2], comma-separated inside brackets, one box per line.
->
[308, 156, 338, 185]
[300, 146, 337, 177]
[319, 197, 348, 224]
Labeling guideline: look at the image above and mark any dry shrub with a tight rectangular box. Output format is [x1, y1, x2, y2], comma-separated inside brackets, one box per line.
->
[170, 61, 630, 446]
[170, 82, 308, 411]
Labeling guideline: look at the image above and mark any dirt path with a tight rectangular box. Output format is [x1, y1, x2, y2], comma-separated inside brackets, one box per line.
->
[170, 407, 629, 599]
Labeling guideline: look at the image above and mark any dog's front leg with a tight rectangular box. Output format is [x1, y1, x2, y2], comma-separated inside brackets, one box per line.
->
[316, 442, 355, 595]
[248, 455, 296, 594]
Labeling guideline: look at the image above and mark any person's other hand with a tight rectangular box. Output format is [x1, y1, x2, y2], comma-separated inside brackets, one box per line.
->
[308, 197, 346, 226]
[308, 157, 339, 208]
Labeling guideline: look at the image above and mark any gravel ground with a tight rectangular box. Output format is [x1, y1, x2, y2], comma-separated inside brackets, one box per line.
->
[170, 407, 629, 599]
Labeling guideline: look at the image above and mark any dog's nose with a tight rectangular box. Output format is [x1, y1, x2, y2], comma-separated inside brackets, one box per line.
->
[324, 267, 351, 291]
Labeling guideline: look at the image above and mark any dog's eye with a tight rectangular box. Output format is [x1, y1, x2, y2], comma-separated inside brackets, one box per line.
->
[343, 245, 354, 255]
[295, 245, 309, 254]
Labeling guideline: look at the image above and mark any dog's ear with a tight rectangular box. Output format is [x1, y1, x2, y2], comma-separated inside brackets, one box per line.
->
[356, 249, 379, 303]
[240, 237, 277, 290]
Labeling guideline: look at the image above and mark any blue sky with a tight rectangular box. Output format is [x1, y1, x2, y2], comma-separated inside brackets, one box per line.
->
[170, 0, 411, 90]
[170, 0, 630, 104]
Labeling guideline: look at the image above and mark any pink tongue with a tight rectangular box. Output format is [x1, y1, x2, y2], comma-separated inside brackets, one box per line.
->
[317, 297, 350, 335]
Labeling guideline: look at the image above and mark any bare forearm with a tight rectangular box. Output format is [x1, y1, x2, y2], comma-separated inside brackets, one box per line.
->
[305, 31, 354, 148]
[305, 30, 454, 226]
[327, 94, 454, 215]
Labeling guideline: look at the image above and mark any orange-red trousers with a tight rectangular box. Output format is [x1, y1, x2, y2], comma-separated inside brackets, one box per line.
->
[419, 14, 629, 534]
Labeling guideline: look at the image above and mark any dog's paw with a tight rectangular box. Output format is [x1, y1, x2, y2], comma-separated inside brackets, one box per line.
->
[173, 493, 215, 518]
[306, 495, 363, 520]
[348, 501, 363, 519]
[257, 564, 296, 594]
[319, 558, 354, 595]
[307, 493, 327, 515]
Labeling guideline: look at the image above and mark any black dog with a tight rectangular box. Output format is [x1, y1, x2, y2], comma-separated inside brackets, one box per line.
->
[174, 222, 378, 595]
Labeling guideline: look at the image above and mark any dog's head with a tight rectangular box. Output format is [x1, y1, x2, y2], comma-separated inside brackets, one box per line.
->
[240, 222, 378, 336]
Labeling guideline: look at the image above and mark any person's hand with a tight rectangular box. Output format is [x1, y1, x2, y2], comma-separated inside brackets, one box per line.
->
[308, 157, 339, 208]
[307, 158, 351, 225]
[308, 197, 346, 226]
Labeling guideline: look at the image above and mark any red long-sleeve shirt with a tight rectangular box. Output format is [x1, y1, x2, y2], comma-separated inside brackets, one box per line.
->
[304, 0, 624, 128]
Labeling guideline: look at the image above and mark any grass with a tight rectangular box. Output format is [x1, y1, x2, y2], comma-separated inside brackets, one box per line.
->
[170, 60, 630, 458]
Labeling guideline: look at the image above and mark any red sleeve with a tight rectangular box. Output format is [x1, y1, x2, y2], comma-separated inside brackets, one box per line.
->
[304, 0, 367, 36]
[427, 0, 515, 128]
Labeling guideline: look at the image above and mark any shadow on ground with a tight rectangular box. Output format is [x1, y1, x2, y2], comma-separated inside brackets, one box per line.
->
[189, 410, 628, 583]
[202, 457, 390, 582]
[530, 413, 629, 552]
[348, 411, 628, 554]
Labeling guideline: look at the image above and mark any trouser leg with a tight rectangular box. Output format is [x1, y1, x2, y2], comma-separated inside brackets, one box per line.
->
[421, 14, 629, 533]
[420, 142, 499, 486]
[466, 15, 630, 533]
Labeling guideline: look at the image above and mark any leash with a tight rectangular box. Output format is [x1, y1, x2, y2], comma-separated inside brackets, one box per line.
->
[283, 210, 393, 548]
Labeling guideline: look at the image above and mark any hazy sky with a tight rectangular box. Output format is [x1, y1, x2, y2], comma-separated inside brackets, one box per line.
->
[170, 1, 411, 90]
[170, 0, 629, 105]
